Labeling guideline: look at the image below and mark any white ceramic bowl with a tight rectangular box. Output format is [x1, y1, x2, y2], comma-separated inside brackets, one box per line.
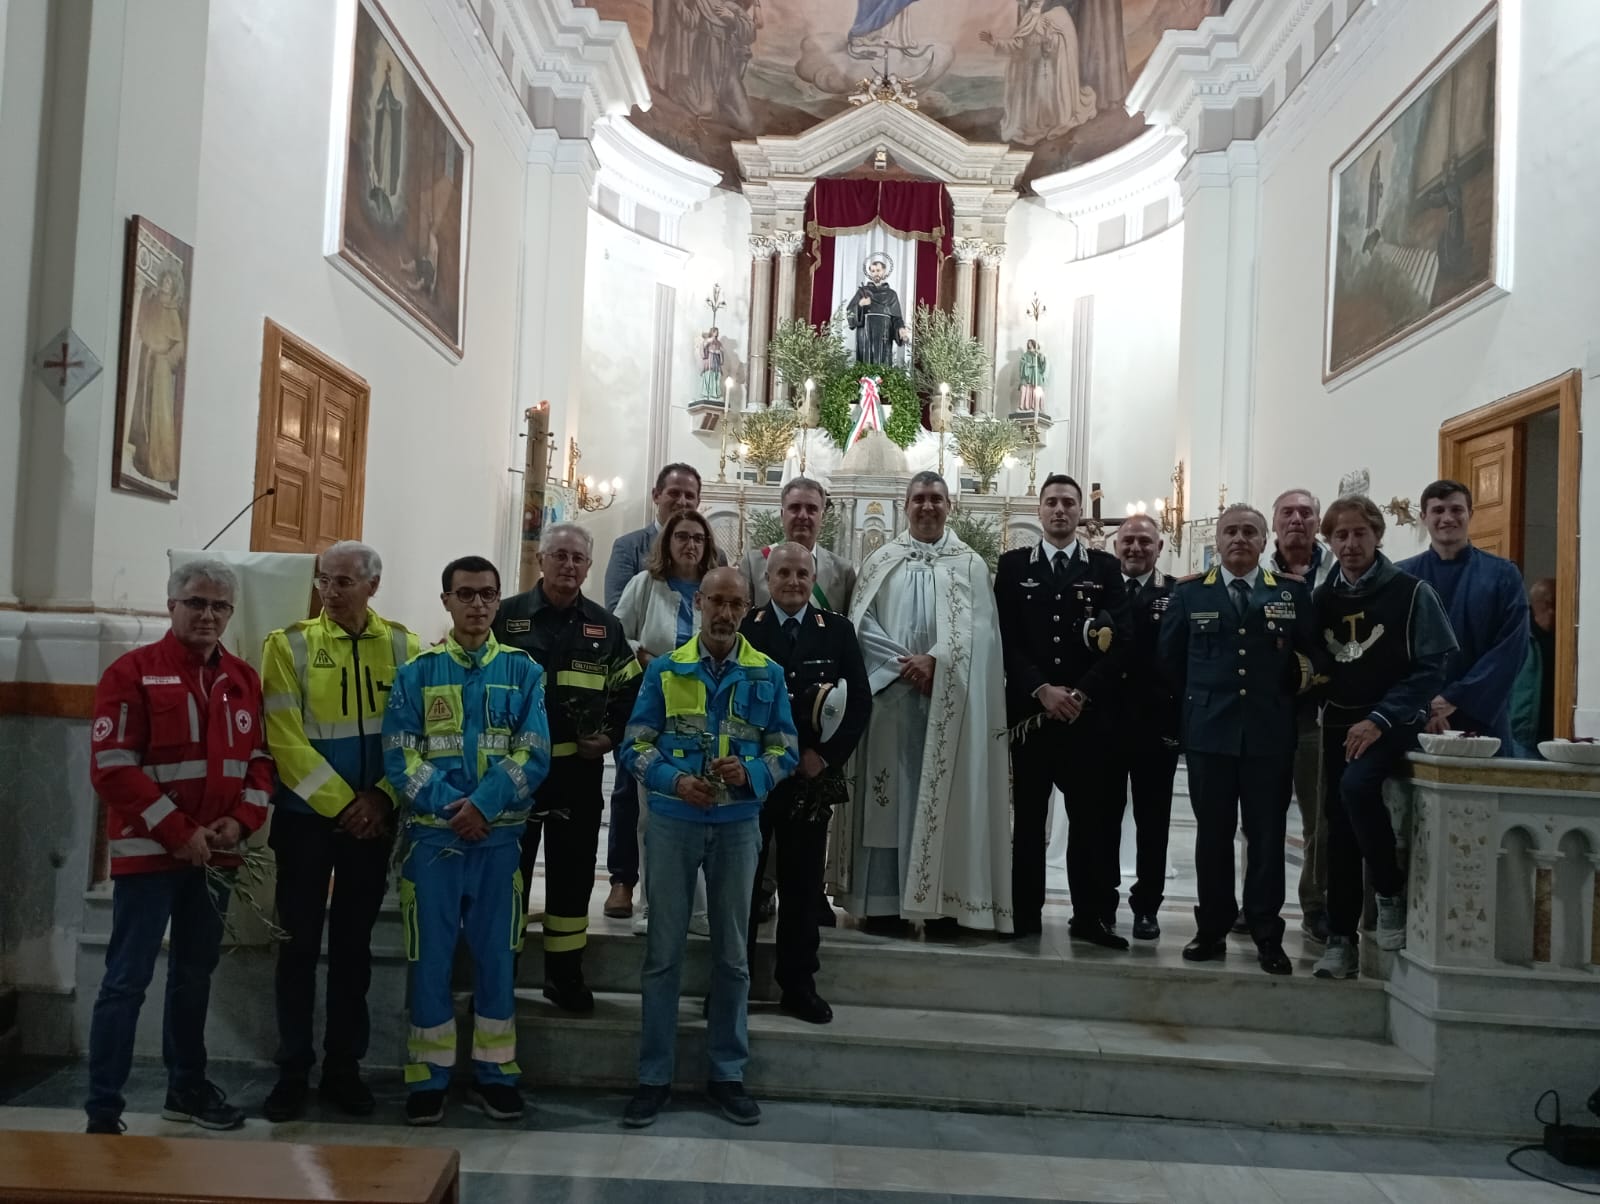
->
[1538, 740, 1600, 766]
[1417, 732, 1501, 758]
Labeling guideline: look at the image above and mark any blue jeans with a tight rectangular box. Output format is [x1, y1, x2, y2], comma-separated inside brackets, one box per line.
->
[86, 868, 231, 1122]
[638, 810, 761, 1087]
[606, 750, 640, 887]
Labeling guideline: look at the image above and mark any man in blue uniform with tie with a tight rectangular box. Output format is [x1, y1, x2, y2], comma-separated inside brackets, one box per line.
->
[1160, 504, 1325, 975]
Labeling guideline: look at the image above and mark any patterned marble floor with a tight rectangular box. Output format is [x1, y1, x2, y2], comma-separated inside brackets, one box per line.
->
[3, 1062, 1597, 1203]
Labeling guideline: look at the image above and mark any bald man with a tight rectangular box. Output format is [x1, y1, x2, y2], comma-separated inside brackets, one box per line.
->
[619, 566, 799, 1128]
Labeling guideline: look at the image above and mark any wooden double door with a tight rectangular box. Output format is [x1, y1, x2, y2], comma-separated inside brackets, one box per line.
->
[251, 320, 369, 554]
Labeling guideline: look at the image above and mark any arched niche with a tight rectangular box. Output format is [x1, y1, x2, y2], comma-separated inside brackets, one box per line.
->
[1495, 825, 1538, 966]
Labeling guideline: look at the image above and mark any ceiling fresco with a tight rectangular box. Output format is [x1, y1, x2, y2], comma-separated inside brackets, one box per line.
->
[580, 0, 1231, 189]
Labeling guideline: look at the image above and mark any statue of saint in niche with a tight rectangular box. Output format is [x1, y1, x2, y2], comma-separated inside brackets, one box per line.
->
[1017, 338, 1048, 411]
[846, 253, 910, 368]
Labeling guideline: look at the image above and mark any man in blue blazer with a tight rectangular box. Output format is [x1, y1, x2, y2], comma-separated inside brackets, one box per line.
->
[1160, 504, 1325, 975]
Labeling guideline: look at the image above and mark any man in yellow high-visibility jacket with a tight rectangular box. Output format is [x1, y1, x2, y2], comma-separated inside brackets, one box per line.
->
[260, 541, 419, 1123]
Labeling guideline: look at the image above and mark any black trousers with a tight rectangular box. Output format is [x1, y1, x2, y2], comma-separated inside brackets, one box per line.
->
[1012, 719, 1120, 930]
[1321, 722, 1411, 942]
[1185, 750, 1294, 945]
[746, 801, 830, 997]
[269, 807, 392, 1077]
[1110, 733, 1180, 917]
[519, 757, 605, 980]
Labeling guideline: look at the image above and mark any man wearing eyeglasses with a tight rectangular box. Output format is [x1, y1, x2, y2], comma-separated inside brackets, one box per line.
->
[260, 541, 420, 1122]
[85, 559, 274, 1135]
[383, 556, 551, 1126]
[493, 524, 641, 1013]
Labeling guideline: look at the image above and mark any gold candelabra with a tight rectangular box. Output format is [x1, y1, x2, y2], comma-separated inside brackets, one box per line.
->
[1153, 461, 1185, 554]
[563, 437, 621, 512]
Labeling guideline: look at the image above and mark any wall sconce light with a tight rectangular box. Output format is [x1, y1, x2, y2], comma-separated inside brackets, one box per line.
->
[1154, 461, 1185, 554]
[564, 437, 621, 512]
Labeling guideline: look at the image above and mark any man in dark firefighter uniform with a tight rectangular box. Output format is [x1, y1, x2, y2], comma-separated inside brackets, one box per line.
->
[494, 522, 642, 1011]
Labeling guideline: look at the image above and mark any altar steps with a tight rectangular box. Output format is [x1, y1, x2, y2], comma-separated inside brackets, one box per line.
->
[508, 989, 1431, 1130]
[501, 923, 1432, 1130]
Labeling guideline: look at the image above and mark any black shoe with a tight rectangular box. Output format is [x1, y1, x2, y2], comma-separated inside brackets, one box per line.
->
[859, 915, 908, 936]
[1132, 914, 1161, 941]
[1257, 942, 1293, 975]
[465, 1082, 525, 1121]
[162, 1081, 244, 1131]
[84, 1115, 124, 1135]
[1013, 914, 1043, 937]
[543, 977, 596, 1015]
[706, 1079, 761, 1126]
[1068, 918, 1130, 950]
[624, 1083, 670, 1128]
[1230, 912, 1251, 935]
[263, 1074, 308, 1122]
[317, 1068, 375, 1117]
[405, 1089, 446, 1126]
[816, 893, 837, 927]
[1182, 935, 1228, 962]
[922, 916, 960, 936]
[779, 989, 834, 1024]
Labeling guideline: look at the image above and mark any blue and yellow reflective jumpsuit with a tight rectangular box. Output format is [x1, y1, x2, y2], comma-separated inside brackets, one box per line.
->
[382, 633, 550, 1093]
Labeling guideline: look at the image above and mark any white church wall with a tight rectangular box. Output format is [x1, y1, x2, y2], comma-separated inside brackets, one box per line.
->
[1247, 0, 1600, 729]
[83, 0, 534, 634]
[992, 200, 1184, 518]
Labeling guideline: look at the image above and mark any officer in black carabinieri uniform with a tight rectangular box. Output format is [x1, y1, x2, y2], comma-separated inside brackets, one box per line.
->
[1107, 513, 1181, 943]
[995, 473, 1133, 946]
[494, 523, 641, 1012]
[1160, 503, 1325, 976]
[738, 542, 871, 1024]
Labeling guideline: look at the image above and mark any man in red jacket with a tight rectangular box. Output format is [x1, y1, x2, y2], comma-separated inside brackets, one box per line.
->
[84, 558, 273, 1134]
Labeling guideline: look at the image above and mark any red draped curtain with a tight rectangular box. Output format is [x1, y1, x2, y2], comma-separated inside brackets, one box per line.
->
[804, 179, 954, 326]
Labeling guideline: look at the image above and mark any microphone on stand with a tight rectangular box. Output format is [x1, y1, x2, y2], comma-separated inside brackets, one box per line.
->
[202, 487, 276, 550]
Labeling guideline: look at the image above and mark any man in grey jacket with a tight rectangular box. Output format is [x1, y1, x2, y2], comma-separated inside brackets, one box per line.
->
[601, 463, 718, 918]
[1263, 488, 1339, 946]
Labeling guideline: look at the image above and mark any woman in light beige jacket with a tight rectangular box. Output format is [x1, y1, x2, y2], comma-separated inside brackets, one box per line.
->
[614, 510, 723, 935]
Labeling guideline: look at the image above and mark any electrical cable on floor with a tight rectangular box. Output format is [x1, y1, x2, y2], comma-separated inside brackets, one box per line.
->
[1504, 1090, 1600, 1196]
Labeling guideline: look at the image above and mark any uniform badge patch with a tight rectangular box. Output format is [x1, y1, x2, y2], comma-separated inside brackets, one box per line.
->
[236, 711, 253, 735]
[92, 716, 113, 743]
[504, 619, 531, 633]
[312, 649, 336, 668]
[571, 659, 604, 675]
[583, 624, 607, 638]
[1281, 591, 1292, 601]
[141, 675, 182, 685]
[425, 696, 454, 723]
[1264, 602, 1297, 620]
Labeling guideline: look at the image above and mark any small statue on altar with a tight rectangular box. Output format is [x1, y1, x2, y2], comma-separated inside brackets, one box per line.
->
[846, 253, 910, 368]
[698, 327, 724, 402]
[1018, 338, 1048, 411]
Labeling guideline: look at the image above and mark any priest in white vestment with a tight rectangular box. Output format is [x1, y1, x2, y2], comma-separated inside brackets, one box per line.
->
[831, 471, 1014, 934]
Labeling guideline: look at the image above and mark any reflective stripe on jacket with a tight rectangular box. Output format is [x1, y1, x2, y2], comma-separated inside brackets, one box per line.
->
[620, 633, 799, 824]
[381, 633, 552, 848]
[262, 609, 420, 817]
[89, 631, 273, 876]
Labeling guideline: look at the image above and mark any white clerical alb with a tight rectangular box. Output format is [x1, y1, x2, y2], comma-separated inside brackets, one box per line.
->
[831, 528, 1014, 932]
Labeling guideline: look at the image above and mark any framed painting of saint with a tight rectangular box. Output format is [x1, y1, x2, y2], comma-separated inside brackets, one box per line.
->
[113, 216, 194, 500]
[1323, 5, 1511, 383]
[325, 0, 472, 360]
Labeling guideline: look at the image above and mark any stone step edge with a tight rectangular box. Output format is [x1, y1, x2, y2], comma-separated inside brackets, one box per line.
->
[503, 991, 1433, 1084]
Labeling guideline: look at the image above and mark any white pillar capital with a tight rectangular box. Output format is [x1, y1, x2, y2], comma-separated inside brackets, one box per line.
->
[953, 237, 985, 265]
[749, 234, 776, 261]
[771, 229, 804, 258]
[979, 242, 1007, 269]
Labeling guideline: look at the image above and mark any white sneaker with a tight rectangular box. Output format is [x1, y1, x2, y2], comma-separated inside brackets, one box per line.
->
[631, 906, 649, 936]
[1312, 935, 1359, 979]
[1375, 894, 1407, 951]
[688, 913, 711, 937]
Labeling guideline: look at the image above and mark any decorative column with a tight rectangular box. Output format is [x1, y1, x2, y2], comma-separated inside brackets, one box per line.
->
[1531, 850, 1559, 967]
[770, 230, 805, 403]
[747, 235, 776, 406]
[1067, 296, 1095, 485]
[975, 243, 1006, 413]
[1175, 144, 1260, 520]
[952, 237, 984, 341]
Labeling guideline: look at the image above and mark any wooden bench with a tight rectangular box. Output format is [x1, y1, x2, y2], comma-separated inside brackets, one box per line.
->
[0, 1130, 459, 1203]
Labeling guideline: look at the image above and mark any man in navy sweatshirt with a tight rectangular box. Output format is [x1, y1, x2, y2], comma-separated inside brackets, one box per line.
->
[1396, 479, 1529, 754]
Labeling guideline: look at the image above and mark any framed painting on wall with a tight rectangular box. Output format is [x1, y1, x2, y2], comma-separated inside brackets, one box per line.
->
[325, 0, 472, 360]
[112, 216, 195, 500]
[1323, 5, 1513, 384]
